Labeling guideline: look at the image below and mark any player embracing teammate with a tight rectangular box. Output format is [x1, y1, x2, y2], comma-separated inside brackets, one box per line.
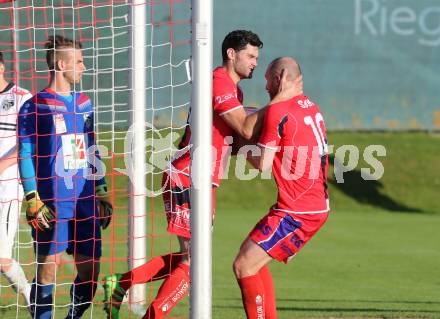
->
[103, 30, 302, 319]
[233, 57, 330, 319]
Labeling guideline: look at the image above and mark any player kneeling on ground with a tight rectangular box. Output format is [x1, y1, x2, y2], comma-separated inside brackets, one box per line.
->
[233, 57, 330, 319]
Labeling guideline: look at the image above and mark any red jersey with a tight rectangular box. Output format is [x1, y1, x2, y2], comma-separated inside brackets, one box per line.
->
[172, 67, 243, 186]
[258, 95, 329, 214]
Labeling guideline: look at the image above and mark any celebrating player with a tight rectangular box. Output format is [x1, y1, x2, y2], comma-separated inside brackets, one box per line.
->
[103, 30, 302, 319]
[18, 35, 112, 319]
[0, 50, 32, 310]
[233, 57, 330, 319]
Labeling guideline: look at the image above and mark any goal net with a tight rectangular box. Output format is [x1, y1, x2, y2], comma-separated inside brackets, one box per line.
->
[0, 0, 192, 317]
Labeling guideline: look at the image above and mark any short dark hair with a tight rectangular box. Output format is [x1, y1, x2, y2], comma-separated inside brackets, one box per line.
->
[221, 30, 263, 63]
[45, 35, 82, 71]
[0, 51, 4, 65]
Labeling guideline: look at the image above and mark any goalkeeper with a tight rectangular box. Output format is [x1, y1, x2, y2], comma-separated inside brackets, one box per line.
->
[18, 35, 112, 319]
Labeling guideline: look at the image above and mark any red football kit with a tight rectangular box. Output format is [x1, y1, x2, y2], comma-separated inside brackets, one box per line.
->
[164, 67, 243, 238]
[250, 94, 330, 262]
[118, 67, 243, 318]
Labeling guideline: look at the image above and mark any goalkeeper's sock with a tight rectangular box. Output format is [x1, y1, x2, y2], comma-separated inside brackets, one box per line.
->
[119, 253, 181, 291]
[2, 259, 31, 307]
[143, 262, 190, 319]
[65, 276, 97, 319]
[237, 273, 266, 319]
[30, 279, 54, 319]
[259, 266, 277, 319]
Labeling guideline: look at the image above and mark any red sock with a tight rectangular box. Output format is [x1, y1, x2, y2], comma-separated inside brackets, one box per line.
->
[238, 274, 266, 319]
[259, 266, 277, 319]
[119, 253, 182, 291]
[143, 263, 190, 319]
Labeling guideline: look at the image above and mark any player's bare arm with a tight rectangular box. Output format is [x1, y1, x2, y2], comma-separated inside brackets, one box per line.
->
[221, 71, 302, 140]
[246, 146, 276, 172]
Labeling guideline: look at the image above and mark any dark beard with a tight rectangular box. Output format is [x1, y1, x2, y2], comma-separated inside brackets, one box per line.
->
[269, 91, 276, 100]
[248, 68, 254, 79]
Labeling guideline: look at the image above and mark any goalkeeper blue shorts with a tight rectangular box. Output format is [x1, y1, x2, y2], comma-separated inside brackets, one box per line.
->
[31, 199, 101, 258]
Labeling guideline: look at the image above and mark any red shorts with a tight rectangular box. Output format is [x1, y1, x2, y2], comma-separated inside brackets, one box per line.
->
[162, 172, 216, 239]
[249, 206, 328, 263]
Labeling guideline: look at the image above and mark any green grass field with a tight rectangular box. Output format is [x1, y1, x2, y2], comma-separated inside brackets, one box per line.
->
[1, 132, 440, 318]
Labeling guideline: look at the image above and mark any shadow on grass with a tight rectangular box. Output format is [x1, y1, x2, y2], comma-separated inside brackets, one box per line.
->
[218, 297, 440, 306]
[328, 154, 424, 213]
[275, 298, 440, 305]
[214, 298, 440, 314]
[274, 306, 440, 314]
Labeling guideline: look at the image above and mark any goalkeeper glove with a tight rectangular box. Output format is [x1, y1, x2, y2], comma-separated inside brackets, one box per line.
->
[96, 184, 112, 230]
[25, 191, 55, 231]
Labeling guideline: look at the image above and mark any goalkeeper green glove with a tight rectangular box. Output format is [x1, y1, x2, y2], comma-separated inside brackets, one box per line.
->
[25, 191, 55, 231]
[96, 184, 112, 229]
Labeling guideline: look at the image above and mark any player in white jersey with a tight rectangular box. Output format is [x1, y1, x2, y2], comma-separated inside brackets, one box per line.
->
[0, 51, 32, 308]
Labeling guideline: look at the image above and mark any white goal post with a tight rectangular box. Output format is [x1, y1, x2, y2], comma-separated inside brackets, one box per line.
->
[189, 0, 213, 318]
[0, 0, 213, 316]
[127, 0, 148, 306]
[127, 0, 213, 316]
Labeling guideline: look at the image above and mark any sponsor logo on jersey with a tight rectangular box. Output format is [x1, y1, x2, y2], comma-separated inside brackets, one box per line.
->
[53, 114, 67, 134]
[215, 91, 237, 105]
[1, 99, 14, 111]
[61, 134, 88, 170]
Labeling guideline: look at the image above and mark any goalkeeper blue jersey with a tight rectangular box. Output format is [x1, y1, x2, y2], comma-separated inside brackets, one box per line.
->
[18, 88, 104, 218]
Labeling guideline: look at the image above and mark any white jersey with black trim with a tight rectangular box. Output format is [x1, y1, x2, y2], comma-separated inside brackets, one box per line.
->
[0, 83, 32, 199]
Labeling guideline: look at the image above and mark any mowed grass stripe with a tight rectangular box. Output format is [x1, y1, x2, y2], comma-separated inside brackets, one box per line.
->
[1, 132, 439, 318]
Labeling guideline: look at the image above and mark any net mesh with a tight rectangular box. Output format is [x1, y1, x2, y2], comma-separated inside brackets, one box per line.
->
[0, 0, 191, 317]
